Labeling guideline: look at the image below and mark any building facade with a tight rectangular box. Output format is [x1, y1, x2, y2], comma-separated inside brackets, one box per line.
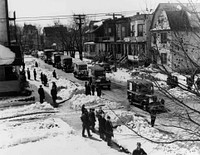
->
[150, 3, 200, 73]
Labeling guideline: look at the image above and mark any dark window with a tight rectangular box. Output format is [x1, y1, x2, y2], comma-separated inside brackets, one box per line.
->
[137, 24, 144, 36]
[161, 53, 167, 64]
[132, 25, 135, 36]
[152, 33, 157, 44]
[161, 33, 167, 43]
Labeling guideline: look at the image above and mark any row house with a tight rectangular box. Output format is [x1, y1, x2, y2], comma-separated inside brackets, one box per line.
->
[126, 13, 152, 66]
[84, 20, 104, 58]
[150, 3, 200, 73]
[84, 13, 153, 66]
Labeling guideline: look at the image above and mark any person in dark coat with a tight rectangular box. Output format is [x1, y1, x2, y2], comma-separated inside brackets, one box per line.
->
[52, 70, 57, 79]
[85, 82, 88, 95]
[87, 83, 91, 95]
[43, 74, 48, 86]
[89, 108, 96, 132]
[38, 85, 45, 103]
[105, 115, 113, 146]
[33, 68, 37, 80]
[149, 96, 157, 127]
[40, 72, 44, 84]
[96, 85, 102, 97]
[81, 104, 86, 114]
[98, 113, 106, 140]
[91, 83, 95, 95]
[132, 142, 147, 155]
[81, 109, 92, 137]
[35, 61, 38, 67]
[27, 68, 30, 80]
[51, 84, 58, 108]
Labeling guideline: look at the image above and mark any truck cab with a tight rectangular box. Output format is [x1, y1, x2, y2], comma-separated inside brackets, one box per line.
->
[61, 56, 74, 72]
[89, 65, 111, 89]
[127, 78, 166, 112]
[127, 78, 154, 105]
[73, 61, 88, 79]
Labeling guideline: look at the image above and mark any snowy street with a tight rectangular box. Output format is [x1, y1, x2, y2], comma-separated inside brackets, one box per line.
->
[0, 55, 200, 155]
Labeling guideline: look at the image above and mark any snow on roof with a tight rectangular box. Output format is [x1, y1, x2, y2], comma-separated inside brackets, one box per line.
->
[0, 44, 15, 65]
[93, 21, 103, 27]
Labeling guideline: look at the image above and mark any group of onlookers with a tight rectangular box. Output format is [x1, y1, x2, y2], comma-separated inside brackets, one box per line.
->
[80, 105, 114, 146]
[85, 81, 102, 97]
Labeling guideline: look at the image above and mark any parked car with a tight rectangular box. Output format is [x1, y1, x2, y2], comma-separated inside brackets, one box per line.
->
[98, 62, 111, 73]
[89, 65, 111, 89]
[73, 61, 88, 79]
[61, 55, 74, 72]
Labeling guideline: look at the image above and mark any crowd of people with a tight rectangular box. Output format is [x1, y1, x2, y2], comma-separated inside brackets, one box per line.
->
[81, 105, 114, 146]
[85, 81, 102, 97]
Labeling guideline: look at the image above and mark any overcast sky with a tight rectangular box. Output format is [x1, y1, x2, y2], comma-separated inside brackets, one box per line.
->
[7, 0, 190, 27]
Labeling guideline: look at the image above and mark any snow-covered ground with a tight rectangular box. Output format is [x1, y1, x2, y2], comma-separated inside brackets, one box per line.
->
[0, 55, 200, 155]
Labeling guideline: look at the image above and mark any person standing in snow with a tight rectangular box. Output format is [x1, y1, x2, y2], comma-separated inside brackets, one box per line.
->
[132, 142, 147, 155]
[85, 82, 89, 95]
[27, 68, 31, 80]
[91, 83, 95, 95]
[33, 68, 37, 80]
[51, 83, 58, 108]
[105, 115, 113, 146]
[38, 85, 45, 103]
[40, 72, 44, 84]
[43, 74, 48, 86]
[52, 70, 57, 79]
[98, 113, 106, 140]
[89, 108, 96, 132]
[87, 82, 91, 95]
[81, 104, 86, 114]
[81, 109, 92, 137]
[149, 96, 157, 127]
[35, 61, 38, 67]
[96, 84, 102, 97]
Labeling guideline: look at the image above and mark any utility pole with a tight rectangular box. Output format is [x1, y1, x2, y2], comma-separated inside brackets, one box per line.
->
[106, 13, 122, 72]
[74, 14, 86, 60]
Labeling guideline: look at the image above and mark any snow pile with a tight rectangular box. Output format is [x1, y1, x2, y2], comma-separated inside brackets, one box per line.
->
[54, 78, 84, 100]
[106, 111, 200, 155]
[0, 44, 15, 65]
[69, 94, 121, 110]
[0, 118, 74, 148]
[168, 87, 196, 99]
[0, 102, 57, 119]
[107, 68, 132, 83]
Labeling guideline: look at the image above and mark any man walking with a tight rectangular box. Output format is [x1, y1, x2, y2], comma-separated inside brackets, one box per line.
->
[91, 83, 95, 95]
[38, 85, 45, 103]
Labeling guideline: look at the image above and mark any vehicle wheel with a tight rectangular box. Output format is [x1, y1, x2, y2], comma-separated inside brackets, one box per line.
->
[108, 85, 111, 90]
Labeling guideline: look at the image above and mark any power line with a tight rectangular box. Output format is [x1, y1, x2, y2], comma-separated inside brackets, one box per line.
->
[13, 10, 144, 22]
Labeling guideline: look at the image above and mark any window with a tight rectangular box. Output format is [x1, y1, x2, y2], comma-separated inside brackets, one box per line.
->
[132, 25, 135, 36]
[137, 24, 144, 36]
[122, 27, 125, 38]
[161, 53, 167, 64]
[152, 33, 157, 44]
[161, 33, 167, 43]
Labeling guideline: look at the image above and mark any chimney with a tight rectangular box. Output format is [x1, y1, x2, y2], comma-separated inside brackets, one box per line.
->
[136, 12, 140, 15]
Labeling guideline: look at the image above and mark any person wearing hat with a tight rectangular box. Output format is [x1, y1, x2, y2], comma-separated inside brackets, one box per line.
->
[105, 115, 113, 146]
[132, 142, 147, 155]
